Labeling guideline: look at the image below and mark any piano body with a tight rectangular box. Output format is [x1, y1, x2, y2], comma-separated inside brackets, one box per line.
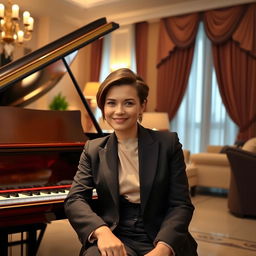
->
[0, 18, 118, 255]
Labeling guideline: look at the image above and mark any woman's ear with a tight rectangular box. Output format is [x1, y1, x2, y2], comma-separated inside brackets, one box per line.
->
[141, 100, 147, 112]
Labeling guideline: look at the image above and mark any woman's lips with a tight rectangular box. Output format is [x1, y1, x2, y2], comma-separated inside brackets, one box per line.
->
[113, 118, 127, 124]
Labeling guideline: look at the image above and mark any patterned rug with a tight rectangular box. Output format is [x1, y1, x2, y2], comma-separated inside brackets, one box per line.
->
[191, 230, 256, 252]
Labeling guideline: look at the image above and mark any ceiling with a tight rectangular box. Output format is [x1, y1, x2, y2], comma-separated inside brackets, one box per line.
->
[8, 0, 256, 27]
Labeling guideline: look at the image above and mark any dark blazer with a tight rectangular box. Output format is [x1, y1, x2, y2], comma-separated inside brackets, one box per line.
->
[65, 125, 197, 255]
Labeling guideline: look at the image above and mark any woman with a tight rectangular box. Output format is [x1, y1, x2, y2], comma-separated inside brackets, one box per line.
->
[65, 68, 197, 256]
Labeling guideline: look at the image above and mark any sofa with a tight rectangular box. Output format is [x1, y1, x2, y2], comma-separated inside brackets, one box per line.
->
[190, 138, 256, 191]
[190, 146, 230, 189]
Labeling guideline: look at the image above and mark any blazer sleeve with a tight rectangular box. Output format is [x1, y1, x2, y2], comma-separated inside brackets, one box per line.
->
[154, 133, 195, 253]
[64, 141, 106, 247]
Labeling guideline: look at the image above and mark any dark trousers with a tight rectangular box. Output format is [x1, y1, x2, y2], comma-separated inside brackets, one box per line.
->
[82, 197, 154, 256]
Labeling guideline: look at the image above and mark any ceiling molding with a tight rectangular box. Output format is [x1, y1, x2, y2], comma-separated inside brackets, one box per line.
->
[108, 0, 255, 25]
[67, 0, 122, 9]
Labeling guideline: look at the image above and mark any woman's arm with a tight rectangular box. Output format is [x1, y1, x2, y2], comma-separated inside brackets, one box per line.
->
[64, 141, 106, 247]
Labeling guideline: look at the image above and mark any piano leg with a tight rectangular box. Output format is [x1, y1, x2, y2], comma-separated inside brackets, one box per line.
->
[0, 223, 47, 256]
[0, 231, 8, 256]
[27, 228, 37, 255]
[27, 223, 47, 256]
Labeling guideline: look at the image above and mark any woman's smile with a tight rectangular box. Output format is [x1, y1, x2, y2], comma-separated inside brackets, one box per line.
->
[112, 117, 128, 123]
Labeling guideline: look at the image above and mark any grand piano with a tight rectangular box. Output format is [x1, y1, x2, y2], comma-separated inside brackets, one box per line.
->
[0, 17, 119, 255]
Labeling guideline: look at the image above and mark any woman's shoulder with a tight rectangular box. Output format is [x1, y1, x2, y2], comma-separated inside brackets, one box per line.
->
[146, 127, 178, 141]
[147, 129, 182, 153]
[84, 134, 111, 152]
[141, 129, 181, 154]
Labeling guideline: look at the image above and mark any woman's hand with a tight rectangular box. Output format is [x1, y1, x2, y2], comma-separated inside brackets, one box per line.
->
[144, 242, 173, 256]
[93, 226, 127, 256]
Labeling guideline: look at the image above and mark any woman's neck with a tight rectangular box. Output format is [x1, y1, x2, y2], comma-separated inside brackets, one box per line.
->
[115, 126, 138, 140]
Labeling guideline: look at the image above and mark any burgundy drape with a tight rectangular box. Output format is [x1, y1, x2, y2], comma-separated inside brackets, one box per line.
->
[89, 38, 103, 81]
[204, 4, 256, 142]
[135, 22, 149, 81]
[156, 13, 200, 120]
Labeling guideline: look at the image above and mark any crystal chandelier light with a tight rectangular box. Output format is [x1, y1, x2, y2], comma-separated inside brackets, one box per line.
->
[0, 0, 34, 57]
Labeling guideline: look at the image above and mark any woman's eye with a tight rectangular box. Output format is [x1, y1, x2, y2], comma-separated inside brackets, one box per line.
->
[106, 101, 115, 106]
[125, 101, 134, 106]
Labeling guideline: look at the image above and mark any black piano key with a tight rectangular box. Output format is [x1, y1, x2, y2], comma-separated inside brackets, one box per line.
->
[10, 193, 19, 197]
[21, 191, 33, 196]
[0, 193, 10, 198]
[52, 190, 59, 193]
[41, 190, 51, 194]
[32, 191, 41, 195]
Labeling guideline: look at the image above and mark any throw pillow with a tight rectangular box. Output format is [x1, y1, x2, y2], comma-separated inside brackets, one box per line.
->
[242, 137, 256, 153]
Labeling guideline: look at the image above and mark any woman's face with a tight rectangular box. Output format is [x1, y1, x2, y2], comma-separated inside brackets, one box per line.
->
[104, 84, 145, 139]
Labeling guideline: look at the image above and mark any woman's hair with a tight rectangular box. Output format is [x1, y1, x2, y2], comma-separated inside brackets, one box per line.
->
[96, 68, 149, 116]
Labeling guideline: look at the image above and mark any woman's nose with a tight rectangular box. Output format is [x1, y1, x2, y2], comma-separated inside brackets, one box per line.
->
[115, 104, 124, 114]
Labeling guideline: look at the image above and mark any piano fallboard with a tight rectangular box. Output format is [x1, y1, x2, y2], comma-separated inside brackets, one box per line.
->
[0, 142, 84, 212]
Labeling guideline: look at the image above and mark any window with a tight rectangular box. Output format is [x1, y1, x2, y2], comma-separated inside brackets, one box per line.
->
[171, 22, 238, 153]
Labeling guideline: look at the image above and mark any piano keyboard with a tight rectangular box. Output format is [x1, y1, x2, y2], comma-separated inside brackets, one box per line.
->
[0, 185, 71, 207]
[0, 185, 97, 207]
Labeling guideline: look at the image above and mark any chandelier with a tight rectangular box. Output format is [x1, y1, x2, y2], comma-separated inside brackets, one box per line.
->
[0, 0, 34, 57]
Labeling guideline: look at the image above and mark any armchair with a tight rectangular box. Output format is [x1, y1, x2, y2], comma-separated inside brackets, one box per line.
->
[226, 147, 256, 217]
[190, 147, 230, 189]
[190, 138, 256, 191]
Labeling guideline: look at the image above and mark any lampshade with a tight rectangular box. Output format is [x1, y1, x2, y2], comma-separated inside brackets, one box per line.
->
[141, 112, 170, 130]
[83, 82, 100, 99]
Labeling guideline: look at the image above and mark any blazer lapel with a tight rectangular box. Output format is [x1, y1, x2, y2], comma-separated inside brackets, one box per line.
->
[98, 133, 119, 208]
[138, 125, 159, 214]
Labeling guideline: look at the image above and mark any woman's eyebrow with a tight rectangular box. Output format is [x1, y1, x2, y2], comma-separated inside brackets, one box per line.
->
[106, 98, 136, 101]
[125, 98, 136, 101]
[105, 98, 116, 101]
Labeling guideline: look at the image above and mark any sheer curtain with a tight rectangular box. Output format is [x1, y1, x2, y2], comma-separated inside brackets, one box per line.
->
[171, 22, 238, 153]
[99, 34, 111, 83]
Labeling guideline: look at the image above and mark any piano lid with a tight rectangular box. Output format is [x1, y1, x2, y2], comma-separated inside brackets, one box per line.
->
[0, 17, 119, 106]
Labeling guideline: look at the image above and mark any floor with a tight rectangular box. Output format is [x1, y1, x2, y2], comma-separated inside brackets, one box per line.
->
[190, 192, 256, 256]
[7, 191, 256, 256]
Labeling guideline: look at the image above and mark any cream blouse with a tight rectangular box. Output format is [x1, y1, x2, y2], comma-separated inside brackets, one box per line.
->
[117, 138, 140, 203]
